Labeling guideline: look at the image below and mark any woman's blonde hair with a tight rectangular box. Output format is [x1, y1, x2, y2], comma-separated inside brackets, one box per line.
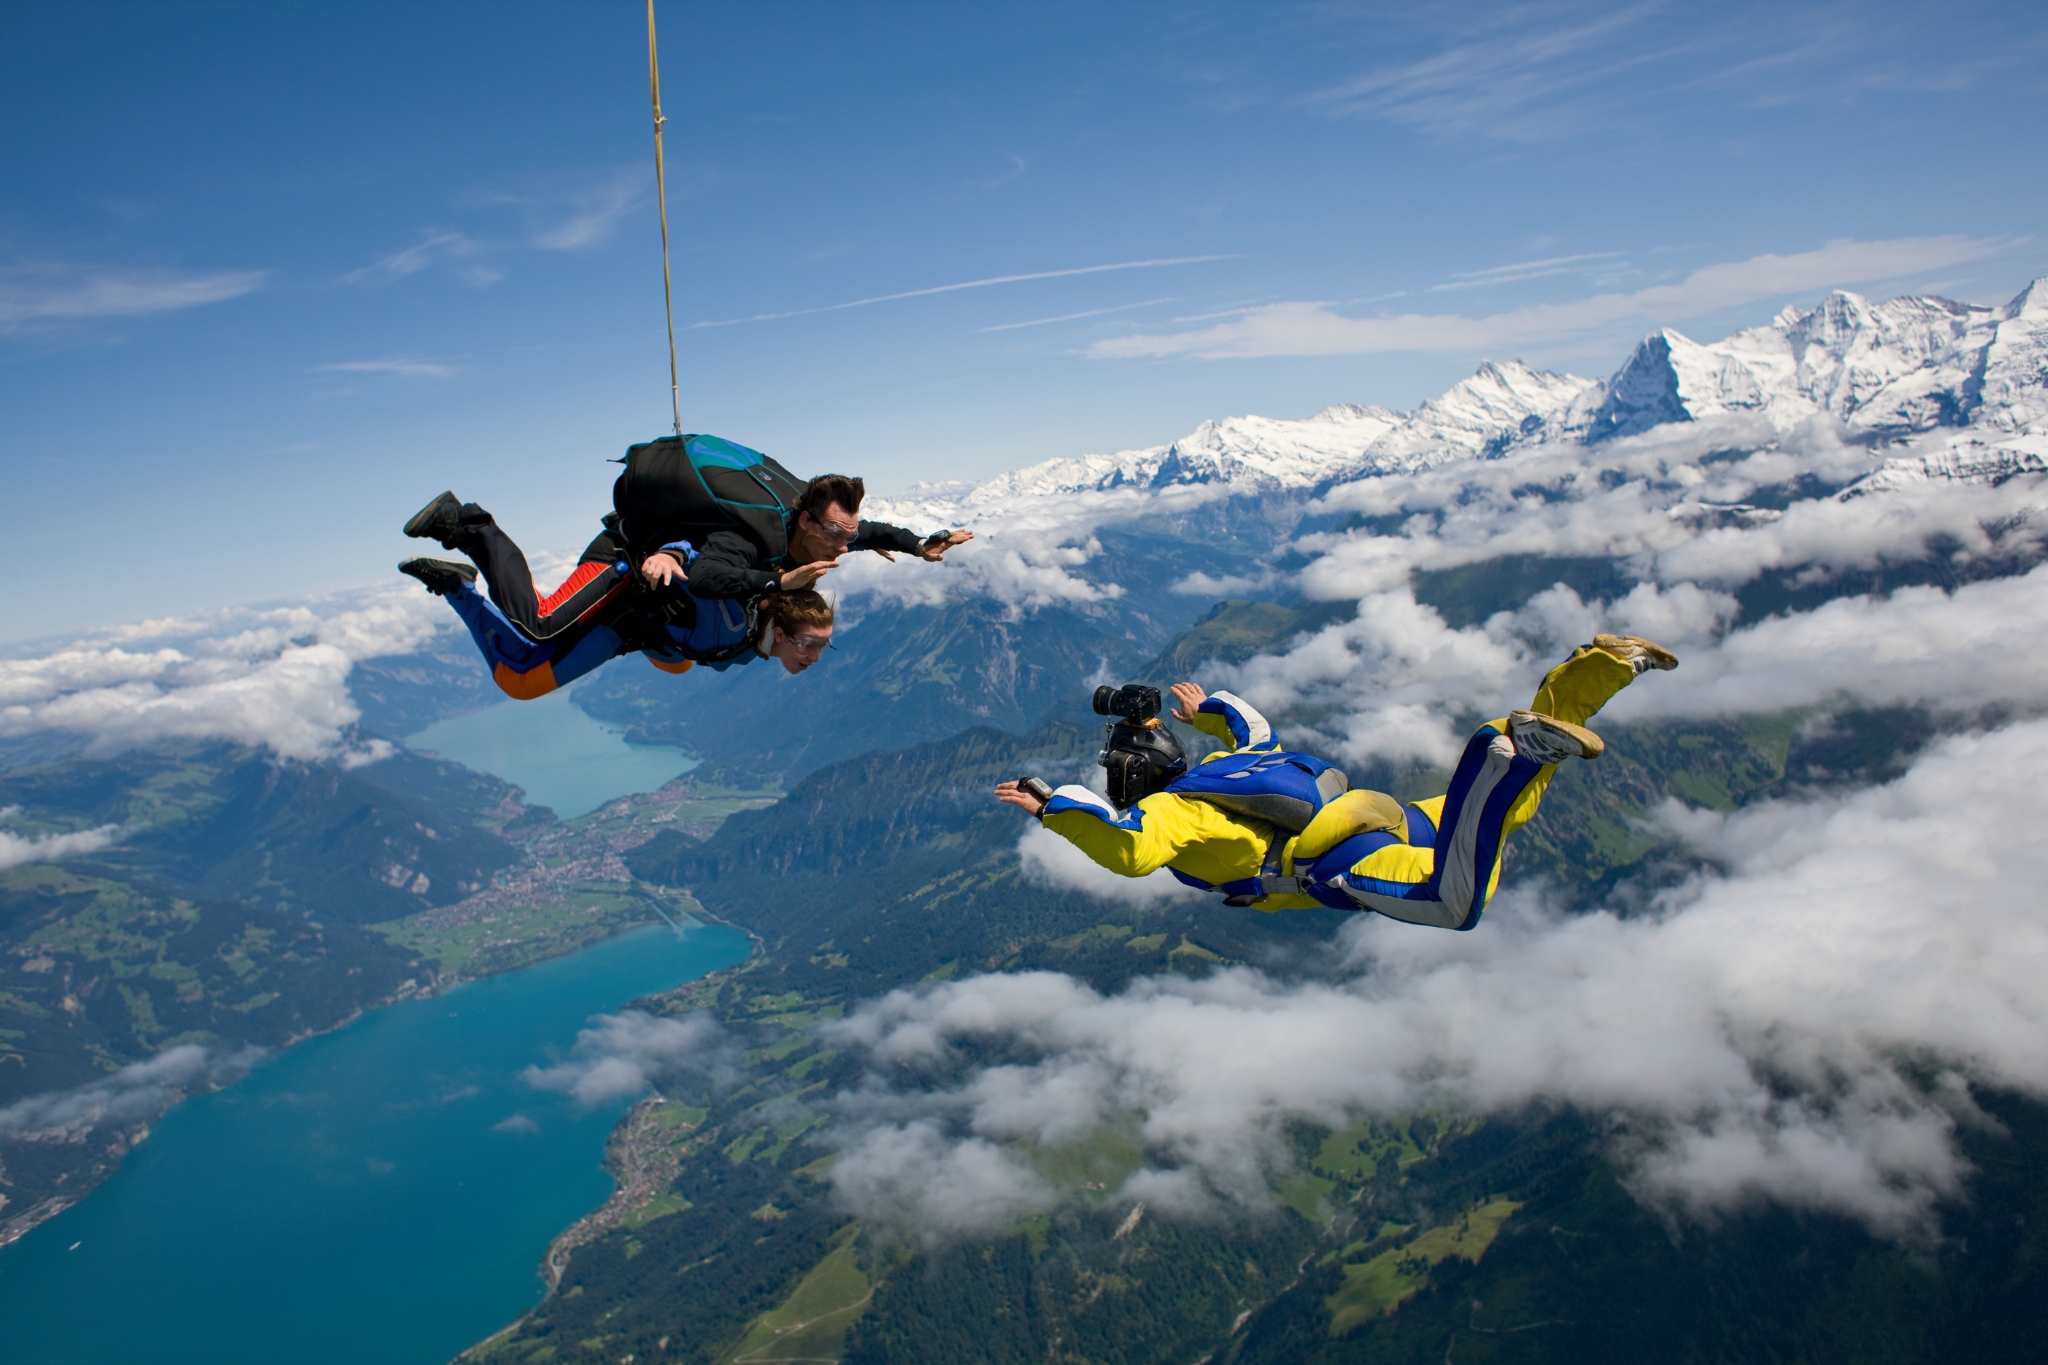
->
[759, 589, 833, 635]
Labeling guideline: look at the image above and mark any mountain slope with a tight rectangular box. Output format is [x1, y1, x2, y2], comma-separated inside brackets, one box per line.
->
[876, 277, 2048, 523]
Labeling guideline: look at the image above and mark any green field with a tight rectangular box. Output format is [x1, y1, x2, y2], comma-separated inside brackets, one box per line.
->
[721, 1229, 871, 1364]
[373, 885, 700, 980]
[1325, 1197, 1523, 1333]
[561, 782, 783, 842]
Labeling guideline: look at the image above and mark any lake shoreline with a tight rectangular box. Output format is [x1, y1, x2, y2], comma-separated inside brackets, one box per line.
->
[0, 919, 756, 1365]
[0, 911, 692, 1251]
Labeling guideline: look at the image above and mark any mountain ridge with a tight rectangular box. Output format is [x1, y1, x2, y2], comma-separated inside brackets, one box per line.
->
[876, 276, 2048, 526]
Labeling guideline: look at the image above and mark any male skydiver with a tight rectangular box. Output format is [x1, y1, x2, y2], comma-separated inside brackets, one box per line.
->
[399, 553, 835, 699]
[995, 635, 1677, 931]
[401, 468, 970, 644]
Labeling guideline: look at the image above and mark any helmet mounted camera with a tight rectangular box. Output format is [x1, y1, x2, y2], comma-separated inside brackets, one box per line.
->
[1093, 683, 1186, 808]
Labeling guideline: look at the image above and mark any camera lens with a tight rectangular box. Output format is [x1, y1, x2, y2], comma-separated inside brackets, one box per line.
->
[1092, 685, 1117, 716]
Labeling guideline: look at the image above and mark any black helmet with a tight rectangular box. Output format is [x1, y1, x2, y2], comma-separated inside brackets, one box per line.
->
[1100, 719, 1187, 809]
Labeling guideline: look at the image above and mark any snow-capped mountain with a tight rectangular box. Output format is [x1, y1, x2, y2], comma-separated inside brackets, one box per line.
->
[938, 360, 1609, 503]
[1332, 360, 1598, 476]
[1842, 432, 2048, 498]
[1588, 279, 2048, 441]
[884, 278, 2047, 523]
[956, 403, 1404, 502]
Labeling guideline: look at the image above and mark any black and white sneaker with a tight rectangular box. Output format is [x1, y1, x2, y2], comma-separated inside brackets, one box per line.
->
[1508, 711, 1604, 763]
[402, 491, 465, 546]
[399, 558, 478, 598]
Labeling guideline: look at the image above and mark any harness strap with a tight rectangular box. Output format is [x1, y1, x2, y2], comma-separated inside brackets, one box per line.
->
[1221, 875, 1313, 908]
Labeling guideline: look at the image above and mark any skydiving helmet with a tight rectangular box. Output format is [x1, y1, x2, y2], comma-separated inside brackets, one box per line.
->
[1094, 683, 1187, 808]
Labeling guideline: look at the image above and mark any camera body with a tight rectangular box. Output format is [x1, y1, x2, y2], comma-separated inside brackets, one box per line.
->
[1093, 683, 1162, 723]
[1093, 681, 1185, 807]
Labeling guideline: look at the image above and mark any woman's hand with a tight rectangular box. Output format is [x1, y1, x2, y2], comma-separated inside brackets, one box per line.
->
[779, 559, 837, 591]
[640, 552, 685, 588]
[994, 780, 1047, 817]
[1169, 682, 1207, 724]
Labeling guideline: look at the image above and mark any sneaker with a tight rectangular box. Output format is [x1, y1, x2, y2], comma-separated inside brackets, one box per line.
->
[402, 491, 465, 545]
[399, 557, 478, 598]
[1509, 710, 1604, 763]
[1592, 633, 1679, 674]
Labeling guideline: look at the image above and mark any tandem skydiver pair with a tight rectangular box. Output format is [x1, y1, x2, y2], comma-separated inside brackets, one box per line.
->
[397, 433, 972, 698]
[998, 635, 1678, 932]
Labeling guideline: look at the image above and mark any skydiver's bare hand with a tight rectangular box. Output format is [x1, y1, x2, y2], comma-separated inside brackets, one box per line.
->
[1170, 682, 1207, 724]
[779, 560, 837, 591]
[919, 529, 974, 562]
[994, 780, 1047, 817]
[640, 552, 685, 588]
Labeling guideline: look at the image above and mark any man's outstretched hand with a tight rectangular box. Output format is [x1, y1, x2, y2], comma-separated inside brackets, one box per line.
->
[778, 559, 837, 591]
[1169, 682, 1207, 724]
[919, 529, 974, 562]
[994, 780, 1047, 817]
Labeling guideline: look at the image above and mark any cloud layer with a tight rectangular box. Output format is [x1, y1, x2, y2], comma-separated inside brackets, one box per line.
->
[0, 805, 119, 871]
[0, 580, 452, 762]
[0, 1043, 263, 1140]
[802, 381, 2048, 1246]
[821, 716, 2048, 1240]
[1017, 821, 1200, 908]
[1088, 237, 2011, 359]
[0, 263, 267, 329]
[523, 1009, 733, 1108]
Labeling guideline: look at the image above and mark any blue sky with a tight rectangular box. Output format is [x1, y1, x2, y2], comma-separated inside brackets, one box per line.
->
[4, 0, 2045, 642]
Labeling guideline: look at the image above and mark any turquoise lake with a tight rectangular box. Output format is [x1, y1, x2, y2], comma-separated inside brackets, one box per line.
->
[0, 922, 752, 1365]
[407, 687, 697, 818]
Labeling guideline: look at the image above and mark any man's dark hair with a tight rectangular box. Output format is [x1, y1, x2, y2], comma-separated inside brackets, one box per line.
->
[796, 474, 865, 521]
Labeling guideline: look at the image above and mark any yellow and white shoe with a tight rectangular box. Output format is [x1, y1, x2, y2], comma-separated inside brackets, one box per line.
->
[1508, 711, 1605, 763]
[1592, 633, 1679, 674]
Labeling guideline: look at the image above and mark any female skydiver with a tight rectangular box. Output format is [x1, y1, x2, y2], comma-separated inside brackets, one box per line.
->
[995, 635, 1677, 931]
[398, 551, 835, 700]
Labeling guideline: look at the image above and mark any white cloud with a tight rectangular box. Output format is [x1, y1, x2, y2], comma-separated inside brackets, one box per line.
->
[832, 525, 1128, 619]
[1301, 5, 1669, 141]
[1088, 237, 2013, 359]
[827, 1119, 1056, 1241]
[1291, 418, 2046, 607]
[1170, 569, 1275, 597]
[0, 579, 451, 763]
[0, 806, 120, 870]
[341, 231, 478, 284]
[2, 645, 366, 762]
[1428, 251, 1628, 292]
[314, 356, 461, 379]
[523, 1009, 732, 1107]
[0, 263, 266, 328]
[0, 1043, 264, 1140]
[1303, 5, 2047, 147]
[821, 717, 2048, 1240]
[1196, 553, 2048, 779]
[1017, 823, 1200, 908]
[529, 174, 642, 251]
[690, 256, 1235, 330]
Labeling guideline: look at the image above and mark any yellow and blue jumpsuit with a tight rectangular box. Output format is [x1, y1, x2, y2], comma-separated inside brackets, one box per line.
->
[1038, 644, 1638, 930]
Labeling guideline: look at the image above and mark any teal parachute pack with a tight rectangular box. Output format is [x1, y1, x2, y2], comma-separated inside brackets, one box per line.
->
[611, 434, 809, 564]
